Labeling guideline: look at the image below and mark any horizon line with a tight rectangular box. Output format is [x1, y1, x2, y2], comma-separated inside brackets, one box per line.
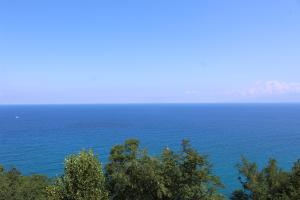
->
[1, 102, 300, 106]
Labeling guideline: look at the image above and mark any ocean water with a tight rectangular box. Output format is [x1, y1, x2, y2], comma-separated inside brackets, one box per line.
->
[1, 104, 300, 195]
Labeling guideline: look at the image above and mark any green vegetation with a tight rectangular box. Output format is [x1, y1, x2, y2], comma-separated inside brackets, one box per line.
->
[230, 157, 300, 200]
[105, 139, 223, 200]
[0, 165, 49, 200]
[47, 150, 108, 200]
[0, 139, 299, 200]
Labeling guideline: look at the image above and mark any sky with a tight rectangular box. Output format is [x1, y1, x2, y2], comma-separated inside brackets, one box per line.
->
[0, 0, 300, 104]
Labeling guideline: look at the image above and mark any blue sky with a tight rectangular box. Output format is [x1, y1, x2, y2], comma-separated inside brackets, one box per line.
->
[1, 0, 300, 104]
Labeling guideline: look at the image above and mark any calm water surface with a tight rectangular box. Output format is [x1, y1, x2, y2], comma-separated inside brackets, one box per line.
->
[1, 104, 300, 195]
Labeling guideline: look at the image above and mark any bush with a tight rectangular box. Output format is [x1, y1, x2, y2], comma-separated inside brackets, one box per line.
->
[47, 150, 109, 200]
[106, 139, 224, 200]
[0, 165, 49, 200]
[231, 157, 300, 200]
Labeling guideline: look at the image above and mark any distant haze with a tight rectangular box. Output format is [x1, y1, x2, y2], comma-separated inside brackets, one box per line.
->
[1, 0, 300, 104]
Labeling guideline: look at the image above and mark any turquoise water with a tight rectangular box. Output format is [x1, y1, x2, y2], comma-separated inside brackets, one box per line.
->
[1, 104, 300, 195]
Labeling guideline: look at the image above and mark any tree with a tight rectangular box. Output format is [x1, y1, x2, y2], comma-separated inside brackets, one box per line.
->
[106, 139, 224, 200]
[231, 157, 289, 200]
[230, 190, 249, 200]
[160, 140, 224, 200]
[20, 174, 50, 200]
[0, 165, 49, 200]
[47, 150, 108, 200]
[285, 160, 300, 200]
[105, 139, 167, 200]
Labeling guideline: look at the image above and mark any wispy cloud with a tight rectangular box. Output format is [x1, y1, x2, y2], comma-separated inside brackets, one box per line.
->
[240, 80, 300, 97]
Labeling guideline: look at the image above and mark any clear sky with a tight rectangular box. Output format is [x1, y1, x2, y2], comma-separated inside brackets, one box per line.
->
[1, 0, 300, 104]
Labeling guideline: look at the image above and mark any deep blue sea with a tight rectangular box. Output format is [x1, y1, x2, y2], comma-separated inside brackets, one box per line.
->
[1, 104, 300, 196]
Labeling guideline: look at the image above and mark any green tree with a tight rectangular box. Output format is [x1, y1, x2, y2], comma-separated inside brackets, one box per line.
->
[106, 139, 224, 200]
[230, 190, 249, 200]
[285, 160, 300, 199]
[0, 167, 21, 200]
[47, 150, 109, 200]
[160, 140, 224, 200]
[105, 139, 167, 200]
[20, 174, 49, 200]
[231, 157, 289, 200]
[0, 165, 49, 200]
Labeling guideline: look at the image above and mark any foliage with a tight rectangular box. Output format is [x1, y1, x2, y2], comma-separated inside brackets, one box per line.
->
[1, 139, 300, 200]
[160, 139, 224, 200]
[47, 150, 108, 200]
[285, 160, 300, 200]
[106, 139, 224, 200]
[231, 157, 300, 200]
[0, 165, 49, 200]
[105, 139, 168, 200]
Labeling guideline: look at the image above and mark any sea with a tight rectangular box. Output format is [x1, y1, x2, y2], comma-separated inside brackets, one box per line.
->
[0, 104, 300, 196]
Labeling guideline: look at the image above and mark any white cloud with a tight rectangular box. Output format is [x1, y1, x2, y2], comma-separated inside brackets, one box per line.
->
[241, 80, 300, 96]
